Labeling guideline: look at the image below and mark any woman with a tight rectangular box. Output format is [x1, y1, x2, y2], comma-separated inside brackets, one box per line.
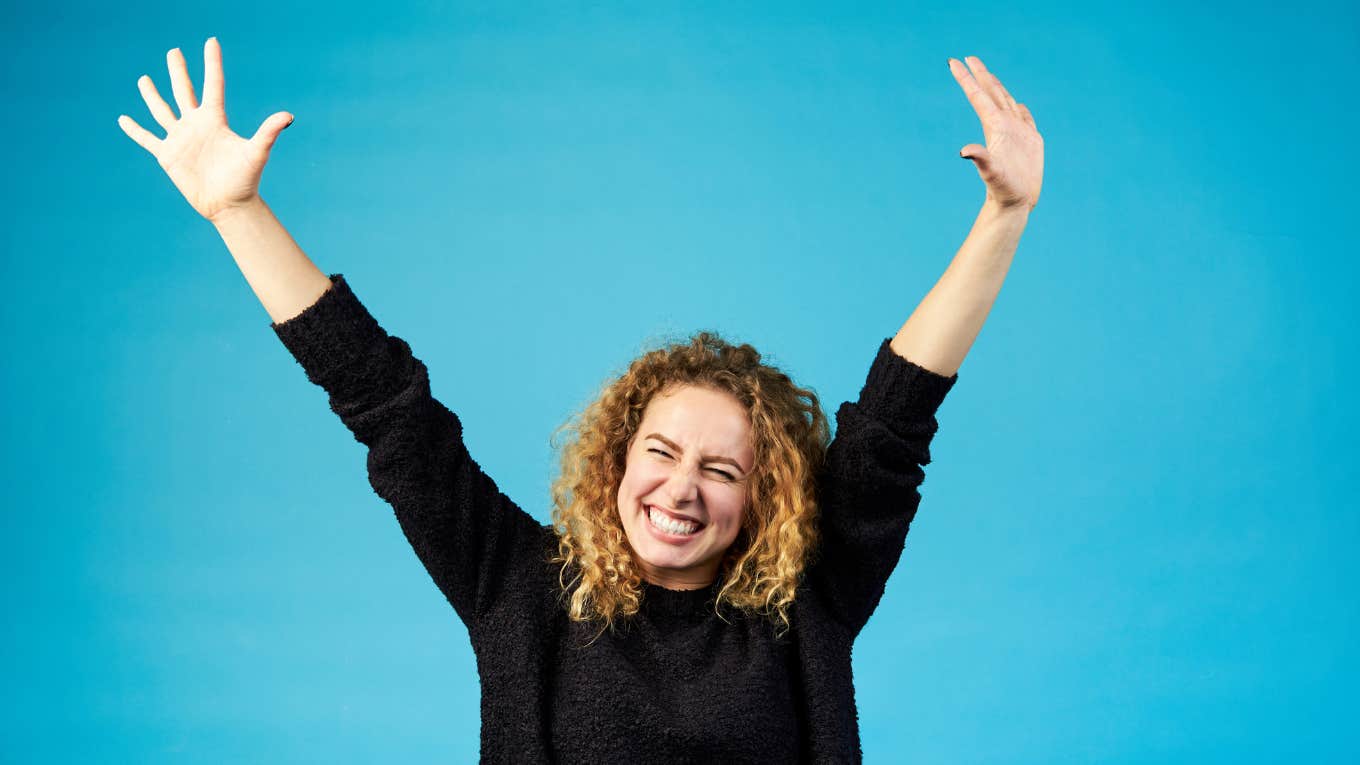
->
[118, 38, 1042, 763]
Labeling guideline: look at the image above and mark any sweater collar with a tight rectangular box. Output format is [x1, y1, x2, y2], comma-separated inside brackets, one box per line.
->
[640, 579, 722, 617]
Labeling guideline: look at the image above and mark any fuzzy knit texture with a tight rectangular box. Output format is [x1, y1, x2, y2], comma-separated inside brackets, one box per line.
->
[270, 274, 958, 763]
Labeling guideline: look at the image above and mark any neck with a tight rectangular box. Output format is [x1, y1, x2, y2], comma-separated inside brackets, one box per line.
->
[640, 564, 717, 591]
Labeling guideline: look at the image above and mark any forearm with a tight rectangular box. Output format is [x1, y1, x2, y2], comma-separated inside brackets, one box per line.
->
[889, 200, 1030, 377]
[210, 196, 334, 325]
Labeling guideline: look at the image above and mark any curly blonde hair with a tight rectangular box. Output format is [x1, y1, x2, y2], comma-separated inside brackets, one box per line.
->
[548, 330, 830, 641]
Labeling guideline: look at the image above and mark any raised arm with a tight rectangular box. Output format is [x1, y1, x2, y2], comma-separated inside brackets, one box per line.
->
[807, 56, 1042, 635]
[891, 56, 1043, 378]
[119, 38, 547, 627]
[270, 276, 550, 627]
[809, 339, 957, 637]
[117, 37, 329, 323]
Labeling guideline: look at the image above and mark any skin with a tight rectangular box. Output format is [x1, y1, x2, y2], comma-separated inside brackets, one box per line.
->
[947, 55, 1044, 213]
[890, 56, 1044, 377]
[117, 37, 295, 223]
[117, 38, 328, 324]
[616, 384, 756, 591]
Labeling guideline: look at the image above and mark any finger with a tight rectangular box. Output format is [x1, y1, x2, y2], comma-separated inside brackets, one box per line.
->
[992, 76, 1019, 111]
[137, 74, 177, 132]
[250, 111, 295, 154]
[960, 144, 991, 174]
[117, 114, 162, 158]
[166, 47, 199, 115]
[202, 37, 224, 110]
[1017, 103, 1037, 130]
[948, 57, 1001, 120]
[965, 56, 1017, 114]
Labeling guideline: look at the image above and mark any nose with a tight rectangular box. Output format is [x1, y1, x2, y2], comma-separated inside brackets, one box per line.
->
[662, 461, 700, 506]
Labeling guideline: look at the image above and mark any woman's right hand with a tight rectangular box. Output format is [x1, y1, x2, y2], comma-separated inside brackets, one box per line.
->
[118, 37, 295, 223]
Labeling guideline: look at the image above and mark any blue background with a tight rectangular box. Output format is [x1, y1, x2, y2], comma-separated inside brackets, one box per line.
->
[4, 1, 1356, 762]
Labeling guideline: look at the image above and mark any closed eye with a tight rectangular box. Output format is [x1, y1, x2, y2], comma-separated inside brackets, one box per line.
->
[649, 448, 735, 481]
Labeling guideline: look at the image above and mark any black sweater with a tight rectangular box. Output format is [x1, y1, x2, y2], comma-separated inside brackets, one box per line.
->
[271, 274, 958, 763]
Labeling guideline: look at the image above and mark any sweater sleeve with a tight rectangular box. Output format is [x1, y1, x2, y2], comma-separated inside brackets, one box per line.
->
[270, 273, 548, 628]
[808, 337, 959, 638]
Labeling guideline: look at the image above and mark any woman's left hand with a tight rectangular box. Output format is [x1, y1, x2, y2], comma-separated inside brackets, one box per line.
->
[948, 56, 1044, 211]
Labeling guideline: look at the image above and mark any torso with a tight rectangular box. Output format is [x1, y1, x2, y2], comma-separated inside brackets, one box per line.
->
[545, 582, 805, 763]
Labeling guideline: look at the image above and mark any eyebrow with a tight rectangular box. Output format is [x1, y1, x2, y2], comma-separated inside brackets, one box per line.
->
[644, 433, 747, 474]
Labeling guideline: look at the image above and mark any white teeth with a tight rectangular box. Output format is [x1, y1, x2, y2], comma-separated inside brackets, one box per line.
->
[647, 505, 699, 535]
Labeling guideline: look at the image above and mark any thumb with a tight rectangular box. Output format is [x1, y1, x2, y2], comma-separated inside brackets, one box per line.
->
[959, 143, 990, 168]
[251, 112, 295, 154]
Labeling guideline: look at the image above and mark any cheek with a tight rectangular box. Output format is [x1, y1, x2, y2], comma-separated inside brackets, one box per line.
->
[714, 494, 747, 535]
[622, 460, 664, 492]
[616, 467, 637, 498]
[616, 470, 638, 512]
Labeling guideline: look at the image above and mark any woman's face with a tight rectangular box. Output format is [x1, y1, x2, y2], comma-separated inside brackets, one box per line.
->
[616, 384, 755, 591]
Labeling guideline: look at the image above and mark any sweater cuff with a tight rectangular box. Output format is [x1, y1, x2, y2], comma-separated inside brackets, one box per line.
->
[269, 274, 387, 383]
[855, 337, 959, 425]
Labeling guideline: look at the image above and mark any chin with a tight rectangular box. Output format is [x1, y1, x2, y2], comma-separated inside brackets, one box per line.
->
[640, 542, 700, 567]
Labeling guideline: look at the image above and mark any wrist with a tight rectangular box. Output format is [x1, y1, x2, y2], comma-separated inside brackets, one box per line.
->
[210, 196, 268, 228]
[980, 197, 1033, 225]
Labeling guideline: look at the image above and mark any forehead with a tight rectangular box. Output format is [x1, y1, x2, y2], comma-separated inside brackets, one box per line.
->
[640, 385, 751, 447]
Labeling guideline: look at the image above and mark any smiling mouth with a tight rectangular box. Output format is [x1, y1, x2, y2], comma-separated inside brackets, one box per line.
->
[644, 504, 705, 536]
